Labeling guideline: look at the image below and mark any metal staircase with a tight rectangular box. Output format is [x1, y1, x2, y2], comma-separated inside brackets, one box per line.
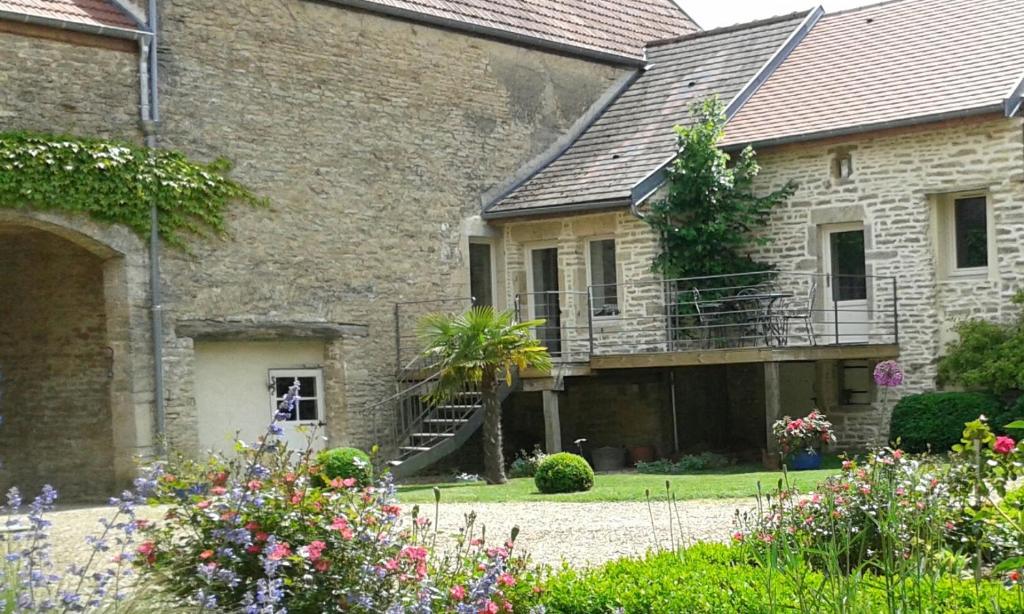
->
[374, 371, 518, 478]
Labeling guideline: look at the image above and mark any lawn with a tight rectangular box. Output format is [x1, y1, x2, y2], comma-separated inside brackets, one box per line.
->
[397, 463, 839, 504]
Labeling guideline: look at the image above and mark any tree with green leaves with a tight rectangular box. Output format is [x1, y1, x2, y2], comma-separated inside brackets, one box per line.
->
[938, 291, 1024, 396]
[419, 307, 552, 484]
[645, 98, 796, 279]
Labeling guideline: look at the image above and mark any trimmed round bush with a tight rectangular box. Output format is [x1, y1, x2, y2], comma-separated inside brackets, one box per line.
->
[534, 452, 594, 494]
[316, 447, 372, 486]
[889, 392, 1004, 453]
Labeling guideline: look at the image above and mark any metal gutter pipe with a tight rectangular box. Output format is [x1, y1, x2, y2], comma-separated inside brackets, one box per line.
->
[142, 0, 165, 448]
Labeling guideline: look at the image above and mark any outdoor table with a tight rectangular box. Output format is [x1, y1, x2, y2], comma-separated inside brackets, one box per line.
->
[720, 291, 793, 346]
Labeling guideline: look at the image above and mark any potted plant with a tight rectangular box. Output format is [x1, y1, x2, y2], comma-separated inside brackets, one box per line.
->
[772, 410, 836, 470]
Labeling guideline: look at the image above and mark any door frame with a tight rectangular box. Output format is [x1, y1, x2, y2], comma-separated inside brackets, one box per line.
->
[819, 222, 870, 343]
[525, 243, 563, 356]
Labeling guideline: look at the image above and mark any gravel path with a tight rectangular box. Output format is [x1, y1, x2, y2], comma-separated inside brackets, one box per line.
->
[41, 499, 752, 570]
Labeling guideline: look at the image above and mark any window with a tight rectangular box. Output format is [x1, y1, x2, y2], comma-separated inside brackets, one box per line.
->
[268, 369, 324, 423]
[831, 152, 854, 181]
[953, 196, 988, 270]
[588, 238, 619, 317]
[469, 241, 494, 307]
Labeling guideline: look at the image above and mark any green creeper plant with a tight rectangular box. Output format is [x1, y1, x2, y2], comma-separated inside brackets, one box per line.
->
[0, 132, 265, 248]
[645, 98, 796, 280]
[419, 307, 552, 485]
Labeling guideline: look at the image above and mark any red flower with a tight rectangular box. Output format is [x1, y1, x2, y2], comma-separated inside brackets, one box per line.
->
[480, 601, 499, 614]
[1008, 570, 1021, 582]
[199, 549, 214, 560]
[254, 531, 269, 543]
[994, 436, 1016, 455]
[137, 541, 156, 565]
[313, 558, 331, 573]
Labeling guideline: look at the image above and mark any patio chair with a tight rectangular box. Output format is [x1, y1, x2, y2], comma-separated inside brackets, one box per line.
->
[781, 279, 817, 346]
[691, 288, 725, 348]
[735, 286, 774, 346]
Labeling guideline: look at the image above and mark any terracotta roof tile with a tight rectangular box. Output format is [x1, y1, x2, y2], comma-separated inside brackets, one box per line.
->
[723, 0, 1024, 146]
[359, 0, 699, 60]
[486, 13, 808, 215]
[0, 0, 138, 30]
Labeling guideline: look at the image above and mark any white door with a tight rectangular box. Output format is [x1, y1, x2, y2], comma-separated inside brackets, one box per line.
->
[269, 369, 327, 453]
[821, 225, 869, 344]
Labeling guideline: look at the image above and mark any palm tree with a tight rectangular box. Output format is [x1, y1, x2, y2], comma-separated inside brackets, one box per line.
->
[419, 307, 552, 484]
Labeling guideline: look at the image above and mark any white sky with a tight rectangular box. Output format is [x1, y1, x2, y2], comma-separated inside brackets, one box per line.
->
[677, 0, 882, 29]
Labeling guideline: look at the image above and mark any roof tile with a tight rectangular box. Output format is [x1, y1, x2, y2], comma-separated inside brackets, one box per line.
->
[0, 0, 137, 29]
[487, 13, 807, 215]
[360, 0, 699, 60]
[723, 0, 1024, 146]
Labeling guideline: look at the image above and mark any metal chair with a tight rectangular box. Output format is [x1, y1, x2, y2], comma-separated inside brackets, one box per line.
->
[692, 288, 725, 348]
[781, 279, 817, 346]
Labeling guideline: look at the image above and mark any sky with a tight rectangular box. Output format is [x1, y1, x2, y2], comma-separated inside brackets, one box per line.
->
[677, 0, 882, 29]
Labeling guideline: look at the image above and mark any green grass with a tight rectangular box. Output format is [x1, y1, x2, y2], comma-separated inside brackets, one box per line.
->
[397, 462, 839, 504]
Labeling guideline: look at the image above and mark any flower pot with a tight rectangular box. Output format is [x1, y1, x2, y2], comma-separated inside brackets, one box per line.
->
[629, 445, 656, 466]
[787, 449, 822, 471]
[592, 446, 626, 472]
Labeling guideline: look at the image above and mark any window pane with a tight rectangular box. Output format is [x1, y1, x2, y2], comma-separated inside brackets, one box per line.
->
[469, 242, 493, 307]
[589, 239, 618, 316]
[298, 399, 318, 422]
[955, 197, 988, 269]
[830, 230, 866, 302]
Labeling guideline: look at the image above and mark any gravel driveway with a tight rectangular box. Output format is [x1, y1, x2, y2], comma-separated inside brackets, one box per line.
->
[41, 498, 751, 571]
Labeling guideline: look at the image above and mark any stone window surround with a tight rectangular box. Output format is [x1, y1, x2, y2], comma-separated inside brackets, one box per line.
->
[805, 206, 877, 313]
[468, 238, 498, 308]
[930, 189, 996, 281]
[584, 235, 622, 321]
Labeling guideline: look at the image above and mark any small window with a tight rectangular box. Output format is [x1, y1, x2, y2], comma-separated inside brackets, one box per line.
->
[588, 239, 619, 317]
[953, 196, 988, 270]
[269, 369, 324, 423]
[832, 152, 854, 181]
[469, 241, 494, 307]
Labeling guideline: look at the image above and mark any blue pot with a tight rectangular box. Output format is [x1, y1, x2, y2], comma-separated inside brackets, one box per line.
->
[787, 449, 822, 471]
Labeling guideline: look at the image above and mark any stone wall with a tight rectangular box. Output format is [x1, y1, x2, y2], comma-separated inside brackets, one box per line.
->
[151, 0, 629, 453]
[0, 227, 114, 499]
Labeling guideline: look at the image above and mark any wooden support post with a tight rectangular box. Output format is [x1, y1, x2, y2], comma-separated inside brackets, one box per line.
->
[542, 390, 562, 453]
[814, 360, 839, 413]
[763, 362, 782, 467]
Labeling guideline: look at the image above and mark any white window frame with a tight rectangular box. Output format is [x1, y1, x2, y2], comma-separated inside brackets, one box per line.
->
[939, 191, 993, 279]
[585, 236, 621, 320]
[468, 238, 498, 309]
[268, 368, 325, 425]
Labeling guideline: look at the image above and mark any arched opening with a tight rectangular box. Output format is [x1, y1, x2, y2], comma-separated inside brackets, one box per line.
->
[0, 223, 126, 500]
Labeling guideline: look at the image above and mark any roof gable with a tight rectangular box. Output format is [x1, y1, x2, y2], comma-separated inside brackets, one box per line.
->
[723, 0, 1024, 147]
[0, 0, 139, 31]
[341, 0, 699, 62]
[485, 12, 813, 217]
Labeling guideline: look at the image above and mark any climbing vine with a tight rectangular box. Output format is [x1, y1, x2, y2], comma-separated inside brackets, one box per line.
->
[645, 98, 796, 279]
[0, 132, 265, 247]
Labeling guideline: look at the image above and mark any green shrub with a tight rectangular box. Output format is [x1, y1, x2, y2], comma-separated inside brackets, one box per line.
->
[316, 446, 372, 486]
[889, 392, 1003, 453]
[635, 452, 731, 474]
[506, 543, 1017, 614]
[993, 395, 1024, 434]
[534, 452, 594, 494]
[937, 291, 1024, 394]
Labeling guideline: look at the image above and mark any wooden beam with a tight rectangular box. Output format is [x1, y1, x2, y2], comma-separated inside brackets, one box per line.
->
[764, 362, 782, 453]
[542, 390, 562, 453]
[0, 20, 136, 52]
[590, 344, 900, 370]
[176, 319, 369, 341]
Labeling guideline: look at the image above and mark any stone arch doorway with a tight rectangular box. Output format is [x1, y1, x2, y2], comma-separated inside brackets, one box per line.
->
[0, 214, 147, 501]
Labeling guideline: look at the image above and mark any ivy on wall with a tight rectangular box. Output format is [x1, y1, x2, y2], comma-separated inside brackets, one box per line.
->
[0, 132, 265, 248]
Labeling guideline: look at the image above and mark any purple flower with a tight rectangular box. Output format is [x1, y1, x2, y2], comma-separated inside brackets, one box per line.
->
[873, 360, 904, 388]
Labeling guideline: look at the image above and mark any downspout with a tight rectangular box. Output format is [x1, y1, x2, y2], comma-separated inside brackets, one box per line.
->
[140, 0, 165, 449]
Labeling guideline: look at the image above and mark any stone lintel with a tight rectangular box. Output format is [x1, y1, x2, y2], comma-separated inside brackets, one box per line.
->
[176, 319, 369, 341]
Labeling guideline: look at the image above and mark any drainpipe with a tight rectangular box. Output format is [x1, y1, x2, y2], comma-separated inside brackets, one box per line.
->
[140, 0, 165, 449]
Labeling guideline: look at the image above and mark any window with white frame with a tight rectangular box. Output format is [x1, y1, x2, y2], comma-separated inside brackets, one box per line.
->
[588, 238, 619, 317]
[937, 193, 991, 277]
[268, 369, 324, 423]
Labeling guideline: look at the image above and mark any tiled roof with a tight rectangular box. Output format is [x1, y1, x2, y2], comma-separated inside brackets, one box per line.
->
[0, 0, 138, 30]
[486, 13, 809, 216]
[354, 0, 699, 61]
[723, 0, 1024, 147]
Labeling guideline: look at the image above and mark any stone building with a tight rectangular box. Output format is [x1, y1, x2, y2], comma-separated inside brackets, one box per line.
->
[0, 0, 697, 498]
[1, 0, 1022, 494]
[474, 0, 1024, 464]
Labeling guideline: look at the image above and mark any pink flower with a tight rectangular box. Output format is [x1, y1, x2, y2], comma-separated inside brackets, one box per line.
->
[994, 436, 1016, 455]
[331, 517, 354, 541]
[268, 543, 291, 561]
[384, 558, 399, 571]
[304, 540, 326, 561]
[450, 585, 466, 600]
[400, 546, 428, 561]
[137, 541, 156, 564]
[196, 500, 211, 510]
[873, 361, 904, 387]
[731, 531, 743, 542]
[480, 601, 499, 614]
[499, 572, 517, 587]
[210, 486, 226, 496]
[199, 549, 214, 560]
[247, 479, 263, 491]
[314, 559, 331, 573]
